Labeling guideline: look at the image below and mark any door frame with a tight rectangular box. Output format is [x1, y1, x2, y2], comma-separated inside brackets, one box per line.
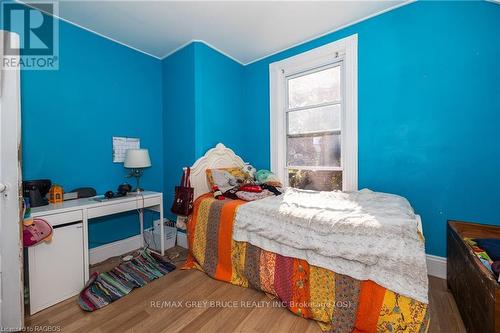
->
[0, 30, 24, 330]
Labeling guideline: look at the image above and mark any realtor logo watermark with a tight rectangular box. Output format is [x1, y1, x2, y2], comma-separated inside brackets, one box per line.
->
[1, 2, 59, 70]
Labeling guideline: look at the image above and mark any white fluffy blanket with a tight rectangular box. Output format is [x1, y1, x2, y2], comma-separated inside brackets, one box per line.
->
[233, 188, 428, 303]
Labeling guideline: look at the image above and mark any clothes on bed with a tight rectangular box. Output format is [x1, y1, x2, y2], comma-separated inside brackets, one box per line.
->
[184, 195, 429, 333]
[261, 183, 283, 195]
[255, 169, 283, 187]
[236, 189, 275, 201]
[206, 167, 250, 193]
[221, 184, 283, 202]
[207, 166, 284, 202]
[233, 188, 429, 304]
[239, 185, 262, 192]
[222, 187, 240, 200]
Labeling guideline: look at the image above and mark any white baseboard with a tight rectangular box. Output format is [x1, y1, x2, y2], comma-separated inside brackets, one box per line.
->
[426, 254, 447, 279]
[89, 235, 448, 280]
[89, 231, 188, 265]
[89, 235, 142, 265]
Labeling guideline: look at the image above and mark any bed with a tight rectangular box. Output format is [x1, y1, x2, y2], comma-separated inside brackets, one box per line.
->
[182, 143, 430, 333]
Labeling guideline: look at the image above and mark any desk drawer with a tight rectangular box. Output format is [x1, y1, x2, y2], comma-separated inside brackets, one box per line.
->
[36, 210, 83, 227]
[29, 221, 85, 314]
[87, 196, 161, 219]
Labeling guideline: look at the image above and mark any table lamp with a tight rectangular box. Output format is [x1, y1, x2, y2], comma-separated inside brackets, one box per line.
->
[124, 149, 151, 192]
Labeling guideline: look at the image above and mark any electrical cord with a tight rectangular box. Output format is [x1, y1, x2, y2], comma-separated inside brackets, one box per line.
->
[134, 191, 152, 251]
[135, 191, 167, 253]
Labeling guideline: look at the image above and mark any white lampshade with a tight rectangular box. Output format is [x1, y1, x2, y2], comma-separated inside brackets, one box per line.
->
[124, 149, 151, 168]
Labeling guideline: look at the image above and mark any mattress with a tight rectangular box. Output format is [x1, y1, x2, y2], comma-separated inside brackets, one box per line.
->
[233, 188, 428, 303]
[183, 194, 430, 332]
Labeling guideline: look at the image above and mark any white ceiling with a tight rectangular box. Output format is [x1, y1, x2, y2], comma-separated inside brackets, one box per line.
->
[25, 0, 408, 64]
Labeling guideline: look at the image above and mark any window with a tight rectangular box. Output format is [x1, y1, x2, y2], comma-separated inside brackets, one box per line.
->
[270, 35, 357, 191]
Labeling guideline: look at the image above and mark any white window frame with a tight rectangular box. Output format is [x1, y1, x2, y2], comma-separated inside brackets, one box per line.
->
[269, 34, 358, 191]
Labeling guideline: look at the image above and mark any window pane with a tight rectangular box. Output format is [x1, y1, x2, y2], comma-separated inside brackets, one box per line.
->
[287, 134, 341, 167]
[288, 169, 342, 191]
[288, 66, 341, 109]
[288, 104, 340, 135]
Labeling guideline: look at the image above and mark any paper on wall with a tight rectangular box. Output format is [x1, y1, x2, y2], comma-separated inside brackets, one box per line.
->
[112, 136, 140, 163]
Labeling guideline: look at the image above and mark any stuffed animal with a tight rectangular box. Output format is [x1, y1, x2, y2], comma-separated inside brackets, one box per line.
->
[241, 163, 257, 179]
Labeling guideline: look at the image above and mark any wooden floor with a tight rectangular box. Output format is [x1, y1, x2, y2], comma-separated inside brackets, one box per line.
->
[26, 249, 466, 333]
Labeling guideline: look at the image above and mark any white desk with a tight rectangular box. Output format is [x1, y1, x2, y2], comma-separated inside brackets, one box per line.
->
[28, 191, 164, 314]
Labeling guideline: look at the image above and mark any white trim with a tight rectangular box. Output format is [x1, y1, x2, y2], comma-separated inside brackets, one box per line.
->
[343, 35, 358, 191]
[0, 31, 24, 330]
[89, 231, 188, 264]
[160, 40, 196, 60]
[244, 1, 414, 66]
[426, 254, 447, 280]
[89, 235, 142, 265]
[191, 40, 245, 65]
[269, 34, 358, 191]
[286, 166, 343, 172]
[16, 0, 162, 60]
[160, 39, 244, 65]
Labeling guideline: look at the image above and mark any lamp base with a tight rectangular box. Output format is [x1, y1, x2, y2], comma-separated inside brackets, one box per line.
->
[127, 168, 145, 194]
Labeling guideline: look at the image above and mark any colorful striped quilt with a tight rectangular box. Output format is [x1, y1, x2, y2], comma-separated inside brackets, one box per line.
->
[184, 195, 430, 332]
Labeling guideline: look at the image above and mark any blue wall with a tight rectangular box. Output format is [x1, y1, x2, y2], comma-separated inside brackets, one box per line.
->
[193, 43, 244, 158]
[242, 1, 500, 256]
[6, 12, 164, 247]
[162, 42, 244, 214]
[6, 0, 500, 256]
[162, 43, 196, 215]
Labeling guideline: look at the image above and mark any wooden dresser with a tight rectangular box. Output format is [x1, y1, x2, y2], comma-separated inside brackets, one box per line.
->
[447, 220, 500, 333]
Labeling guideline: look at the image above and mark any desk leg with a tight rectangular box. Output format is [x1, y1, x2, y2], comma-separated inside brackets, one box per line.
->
[160, 200, 164, 256]
[139, 208, 144, 249]
[82, 209, 89, 282]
